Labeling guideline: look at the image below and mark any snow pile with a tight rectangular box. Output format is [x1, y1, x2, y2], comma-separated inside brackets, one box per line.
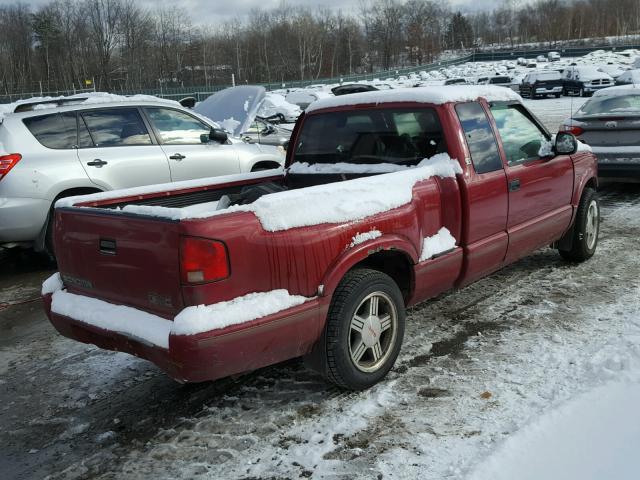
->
[419, 227, 457, 261]
[349, 229, 382, 248]
[306, 85, 521, 113]
[243, 154, 462, 232]
[468, 381, 640, 480]
[288, 161, 412, 174]
[51, 290, 172, 349]
[42, 272, 63, 295]
[220, 117, 241, 134]
[172, 290, 310, 335]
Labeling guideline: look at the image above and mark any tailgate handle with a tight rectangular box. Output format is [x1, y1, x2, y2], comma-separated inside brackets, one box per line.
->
[99, 238, 117, 255]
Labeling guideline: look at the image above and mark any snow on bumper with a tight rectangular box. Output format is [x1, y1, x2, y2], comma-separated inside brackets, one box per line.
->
[42, 274, 322, 383]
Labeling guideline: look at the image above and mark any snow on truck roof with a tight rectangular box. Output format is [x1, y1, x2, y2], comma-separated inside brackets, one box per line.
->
[305, 85, 521, 113]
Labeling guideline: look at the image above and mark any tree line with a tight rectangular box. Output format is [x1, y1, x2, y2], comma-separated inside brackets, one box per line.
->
[0, 0, 638, 96]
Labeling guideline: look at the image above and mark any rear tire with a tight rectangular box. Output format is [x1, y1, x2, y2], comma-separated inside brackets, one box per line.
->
[559, 188, 599, 262]
[324, 268, 405, 390]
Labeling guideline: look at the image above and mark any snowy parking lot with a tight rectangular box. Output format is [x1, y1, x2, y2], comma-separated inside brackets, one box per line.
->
[2, 96, 640, 480]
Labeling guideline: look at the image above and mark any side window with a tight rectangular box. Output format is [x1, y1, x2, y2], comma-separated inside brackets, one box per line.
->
[23, 112, 77, 149]
[490, 104, 549, 165]
[145, 108, 210, 145]
[455, 102, 503, 174]
[82, 108, 152, 146]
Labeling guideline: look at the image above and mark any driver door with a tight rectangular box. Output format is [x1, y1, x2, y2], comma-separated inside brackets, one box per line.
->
[490, 103, 574, 263]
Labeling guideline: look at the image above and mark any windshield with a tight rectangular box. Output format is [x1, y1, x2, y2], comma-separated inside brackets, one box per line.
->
[194, 86, 265, 137]
[292, 107, 446, 167]
[578, 93, 640, 115]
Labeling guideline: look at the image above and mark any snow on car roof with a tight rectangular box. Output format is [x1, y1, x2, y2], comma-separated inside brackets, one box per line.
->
[0, 92, 179, 121]
[592, 85, 640, 97]
[305, 85, 521, 113]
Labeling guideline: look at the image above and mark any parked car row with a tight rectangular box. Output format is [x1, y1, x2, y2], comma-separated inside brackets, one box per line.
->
[0, 92, 285, 254]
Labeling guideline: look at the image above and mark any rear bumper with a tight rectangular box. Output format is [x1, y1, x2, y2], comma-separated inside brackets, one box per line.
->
[535, 86, 562, 94]
[43, 292, 325, 383]
[593, 149, 640, 178]
[0, 197, 49, 245]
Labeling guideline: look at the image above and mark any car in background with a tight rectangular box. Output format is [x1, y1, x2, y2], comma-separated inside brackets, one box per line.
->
[285, 89, 333, 110]
[331, 84, 378, 96]
[562, 66, 614, 96]
[526, 59, 538, 68]
[257, 93, 301, 123]
[548, 51, 561, 62]
[239, 117, 293, 147]
[519, 71, 563, 98]
[560, 86, 640, 181]
[0, 92, 284, 254]
[598, 64, 626, 80]
[536, 55, 549, 63]
[615, 69, 640, 86]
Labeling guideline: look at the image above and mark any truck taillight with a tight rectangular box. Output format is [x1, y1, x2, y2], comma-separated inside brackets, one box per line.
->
[0, 154, 21, 181]
[180, 237, 229, 284]
[560, 125, 584, 136]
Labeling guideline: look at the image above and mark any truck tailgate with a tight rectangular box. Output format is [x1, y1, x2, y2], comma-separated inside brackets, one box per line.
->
[54, 208, 183, 318]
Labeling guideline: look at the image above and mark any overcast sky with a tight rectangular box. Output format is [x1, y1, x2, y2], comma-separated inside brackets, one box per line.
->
[28, 0, 504, 24]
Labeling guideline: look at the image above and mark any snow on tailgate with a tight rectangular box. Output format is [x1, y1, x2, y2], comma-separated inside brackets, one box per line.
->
[305, 85, 522, 113]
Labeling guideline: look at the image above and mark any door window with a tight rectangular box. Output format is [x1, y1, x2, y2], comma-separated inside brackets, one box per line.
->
[455, 102, 503, 174]
[490, 104, 549, 165]
[23, 112, 77, 149]
[145, 108, 211, 145]
[81, 108, 152, 146]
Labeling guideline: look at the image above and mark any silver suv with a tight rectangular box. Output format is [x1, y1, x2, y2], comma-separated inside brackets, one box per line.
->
[0, 94, 284, 253]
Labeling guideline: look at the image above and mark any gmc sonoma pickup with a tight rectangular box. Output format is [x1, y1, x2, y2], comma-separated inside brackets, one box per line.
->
[42, 86, 599, 390]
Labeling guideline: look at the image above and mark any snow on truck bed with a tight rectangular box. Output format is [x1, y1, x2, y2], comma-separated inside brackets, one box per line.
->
[305, 85, 522, 113]
[58, 154, 462, 232]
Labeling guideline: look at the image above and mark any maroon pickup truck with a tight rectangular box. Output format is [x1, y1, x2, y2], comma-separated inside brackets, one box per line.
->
[43, 86, 599, 390]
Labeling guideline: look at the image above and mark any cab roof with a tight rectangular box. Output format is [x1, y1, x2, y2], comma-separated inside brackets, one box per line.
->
[305, 85, 522, 113]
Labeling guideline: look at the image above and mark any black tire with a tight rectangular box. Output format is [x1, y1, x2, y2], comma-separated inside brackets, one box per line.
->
[555, 93, 561, 98]
[324, 268, 405, 390]
[562, 87, 568, 96]
[559, 188, 599, 262]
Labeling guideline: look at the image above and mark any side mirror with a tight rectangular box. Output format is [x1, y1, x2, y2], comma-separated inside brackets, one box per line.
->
[179, 97, 196, 109]
[555, 132, 578, 155]
[208, 128, 228, 144]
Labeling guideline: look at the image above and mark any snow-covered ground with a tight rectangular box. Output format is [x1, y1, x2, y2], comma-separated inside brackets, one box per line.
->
[2, 184, 640, 480]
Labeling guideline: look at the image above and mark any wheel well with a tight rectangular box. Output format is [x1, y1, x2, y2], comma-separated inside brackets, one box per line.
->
[353, 250, 414, 304]
[251, 161, 282, 172]
[54, 187, 103, 203]
[585, 177, 597, 191]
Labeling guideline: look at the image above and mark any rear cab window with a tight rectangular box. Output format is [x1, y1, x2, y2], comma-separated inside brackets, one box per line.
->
[293, 107, 447, 167]
[23, 112, 78, 149]
[455, 102, 503, 174]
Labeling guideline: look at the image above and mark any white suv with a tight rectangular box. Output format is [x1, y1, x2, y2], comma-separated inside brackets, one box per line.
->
[0, 93, 284, 253]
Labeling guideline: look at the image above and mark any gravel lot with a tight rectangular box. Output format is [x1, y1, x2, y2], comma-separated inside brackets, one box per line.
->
[1, 97, 637, 480]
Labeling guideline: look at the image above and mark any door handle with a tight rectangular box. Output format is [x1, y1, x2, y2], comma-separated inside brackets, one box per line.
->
[87, 159, 107, 167]
[169, 153, 185, 161]
[509, 179, 520, 192]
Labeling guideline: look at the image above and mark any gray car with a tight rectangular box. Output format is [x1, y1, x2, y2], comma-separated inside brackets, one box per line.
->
[561, 86, 640, 181]
[0, 93, 284, 253]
